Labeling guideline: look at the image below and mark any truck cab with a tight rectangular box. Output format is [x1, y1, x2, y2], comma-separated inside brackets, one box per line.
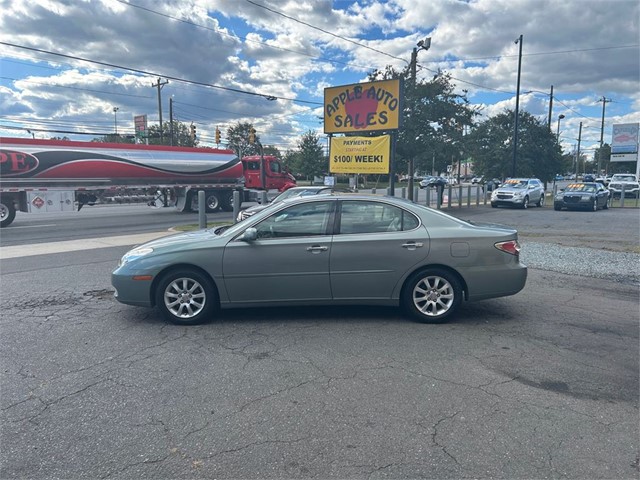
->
[242, 155, 296, 192]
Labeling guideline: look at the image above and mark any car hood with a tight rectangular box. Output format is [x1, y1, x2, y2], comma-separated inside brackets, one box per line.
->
[243, 203, 270, 215]
[493, 185, 525, 193]
[134, 229, 220, 251]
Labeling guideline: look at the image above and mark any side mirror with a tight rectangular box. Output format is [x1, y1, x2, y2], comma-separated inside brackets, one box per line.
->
[241, 227, 258, 241]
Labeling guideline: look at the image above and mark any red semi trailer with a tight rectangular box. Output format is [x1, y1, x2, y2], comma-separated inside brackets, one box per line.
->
[0, 137, 296, 227]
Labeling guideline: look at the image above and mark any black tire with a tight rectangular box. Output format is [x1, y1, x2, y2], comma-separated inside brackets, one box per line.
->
[536, 193, 545, 207]
[592, 198, 598, 212]
[205, 192, 221, 213]
[402, 268, 462, 324]
[0, 198, 16, 228]
[220, 192, 234, 212]
[155, 269, 217, 325]
[522, 196, 529, 209]
[603, 197, 609, 209]
[491, 202, 498, 208]
[554, 203, 562, 211]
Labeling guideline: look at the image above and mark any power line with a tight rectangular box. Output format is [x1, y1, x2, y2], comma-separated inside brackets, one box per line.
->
[117, 0, 375, 71]
[243, 0, 407, 64]
[0, 41, 324, 106]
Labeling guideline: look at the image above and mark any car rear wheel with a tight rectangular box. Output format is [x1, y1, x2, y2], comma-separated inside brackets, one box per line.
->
[402, 268, 462, 324]
[536, 193, 545, 207]
[155, 269, 217, 325]
[603, 197, 609, 209]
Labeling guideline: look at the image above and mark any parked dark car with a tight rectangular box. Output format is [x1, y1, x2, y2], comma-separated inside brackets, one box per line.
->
[583, 174, 596, 182]
[553, 182, 610, 211]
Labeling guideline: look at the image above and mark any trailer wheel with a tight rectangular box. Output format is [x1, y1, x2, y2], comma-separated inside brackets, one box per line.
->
[220, 192, 235, 212]
[205, 192, 221, 213]
[0, 197, 16, 228]
[187, 191, 220, 213]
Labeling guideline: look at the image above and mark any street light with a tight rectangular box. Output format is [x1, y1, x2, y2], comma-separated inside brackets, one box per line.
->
[406, 36, 432, 200]
[511, 35, 523, 178]
[113, 107, 119, 134]
[556, 114, 565, 138]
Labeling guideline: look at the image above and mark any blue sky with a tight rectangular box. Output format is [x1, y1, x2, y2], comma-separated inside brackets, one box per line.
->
[1, 0, 639, 160]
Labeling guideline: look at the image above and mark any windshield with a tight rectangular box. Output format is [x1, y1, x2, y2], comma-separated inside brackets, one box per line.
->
[565, 184, 596, 192]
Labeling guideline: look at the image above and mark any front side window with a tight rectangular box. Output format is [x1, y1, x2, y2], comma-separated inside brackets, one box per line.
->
[269, 162, 282, 173]
[338, 201, 419, 234]
[253, 201, 333, 239]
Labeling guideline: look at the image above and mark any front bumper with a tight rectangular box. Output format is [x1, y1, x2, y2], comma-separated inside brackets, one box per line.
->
[112, 269, 155, 307]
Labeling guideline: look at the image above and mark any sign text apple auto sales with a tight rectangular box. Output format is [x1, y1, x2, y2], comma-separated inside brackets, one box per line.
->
[323, 79, 402, 134]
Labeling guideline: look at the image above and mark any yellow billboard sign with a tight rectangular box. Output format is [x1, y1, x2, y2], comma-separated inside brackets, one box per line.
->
[330, 135, 390, 174]
[324, 79, 402, 134]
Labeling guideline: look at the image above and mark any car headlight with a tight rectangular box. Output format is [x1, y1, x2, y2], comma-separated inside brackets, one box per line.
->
[581, 195, 591, 201]
[119, 246, 154, 266]
[512, 192, 524, 198]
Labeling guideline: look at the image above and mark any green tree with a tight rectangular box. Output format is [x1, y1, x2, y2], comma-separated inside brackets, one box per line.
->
[368, 68, 480, 176]
[146, 121, 197, 147]
[226, 122, 261, 158]
[91, 134, 134, 144]
[466, 110, 562, 182]
[295, 130, 326, 180]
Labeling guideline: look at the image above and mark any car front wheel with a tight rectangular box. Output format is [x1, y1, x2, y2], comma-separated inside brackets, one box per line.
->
[522, 196, 529, 209]
[402, 268, 462, 324]
[155, 269, 217, 325]
[592, 199, 598, 211]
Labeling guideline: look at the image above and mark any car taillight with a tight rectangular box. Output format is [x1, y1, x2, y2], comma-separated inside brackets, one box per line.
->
[495, 240, 521, 256]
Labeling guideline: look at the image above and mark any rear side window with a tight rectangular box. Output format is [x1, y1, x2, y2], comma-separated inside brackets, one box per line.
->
[338, 200, 419, 234]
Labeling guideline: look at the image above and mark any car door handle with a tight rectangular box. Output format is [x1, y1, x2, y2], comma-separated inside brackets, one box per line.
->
[402, 242, 424, 250]
[306, 245, 328, 253]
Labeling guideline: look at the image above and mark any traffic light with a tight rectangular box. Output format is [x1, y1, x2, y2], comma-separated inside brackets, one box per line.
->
[190, 123, 197, 141]
[215, 127, 221, 144]
[249, 127, 256, 144]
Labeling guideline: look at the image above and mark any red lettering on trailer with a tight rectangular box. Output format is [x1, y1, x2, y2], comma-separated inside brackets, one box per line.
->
[0, 150, 39, 175]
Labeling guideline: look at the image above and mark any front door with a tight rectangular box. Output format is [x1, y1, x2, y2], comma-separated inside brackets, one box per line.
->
[222, 200, 335, 304]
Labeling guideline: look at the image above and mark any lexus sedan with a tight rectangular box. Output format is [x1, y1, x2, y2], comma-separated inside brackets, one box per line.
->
[553, 182, 610, 211]
[113, 194, 527, 325]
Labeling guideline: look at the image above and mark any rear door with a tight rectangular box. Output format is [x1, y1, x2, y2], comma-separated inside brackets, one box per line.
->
[329, 200, 429, 300]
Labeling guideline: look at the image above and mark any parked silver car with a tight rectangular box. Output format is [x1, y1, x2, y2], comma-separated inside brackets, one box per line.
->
[113, 194, 527, 325]
[237, 185, 335, 221]
[491, 178, 545, 209]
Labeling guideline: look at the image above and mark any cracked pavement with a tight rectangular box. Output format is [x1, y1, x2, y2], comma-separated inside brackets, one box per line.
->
[1, 211, 639, 479]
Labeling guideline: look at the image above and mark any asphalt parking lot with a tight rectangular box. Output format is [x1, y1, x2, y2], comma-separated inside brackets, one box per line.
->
[1, 202, 638, 479]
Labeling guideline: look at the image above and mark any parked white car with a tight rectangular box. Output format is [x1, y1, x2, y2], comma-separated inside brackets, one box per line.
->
[607, 174, 639, 198]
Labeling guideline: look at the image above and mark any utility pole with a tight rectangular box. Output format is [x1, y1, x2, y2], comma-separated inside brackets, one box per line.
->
[575, 122, 583, 180]
[151, 77, 168, 143]
[547, 85, 553, 129]
[407, 37, 431, 200]
[512, 35, 523, 177]
[598, 96, 611, 174]
[169, 97, 174, 146]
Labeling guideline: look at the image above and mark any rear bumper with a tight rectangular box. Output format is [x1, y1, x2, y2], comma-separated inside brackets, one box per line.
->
[462, 263, 528, 302]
